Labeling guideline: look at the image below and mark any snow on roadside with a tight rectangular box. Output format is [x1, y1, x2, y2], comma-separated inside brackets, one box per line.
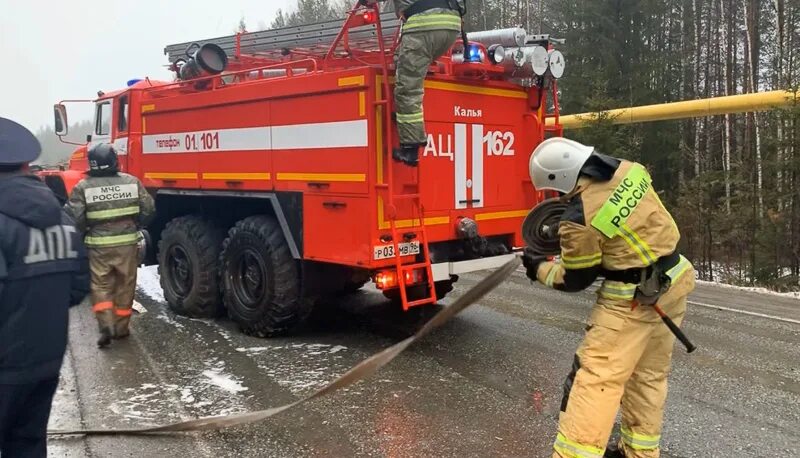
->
[136, 265, 164, 302]
[135, 265, 189, 329]
[154, 310, 185, 329]
[696, 280, 800, 301]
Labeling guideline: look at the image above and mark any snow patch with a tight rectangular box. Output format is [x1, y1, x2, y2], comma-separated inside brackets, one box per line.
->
[131, 301, 147, 314]
[107, 378, 248, 424]
[180, 388, 195, 404]
[216, 328, 235, 343]
[135, 266, 186, 329]
[236, 342, 349, 354]
[236, 346, 272, 353]
[697, 280, 800, 300]
[263, 366, 331, 392]
[155, 310, 185, 330]
[108, 383, 182, 423]
[136, 265, 164, 302]
[237, 342, 351, 395]
[177, 384, 237, 412]
[202, 369, 248, 393]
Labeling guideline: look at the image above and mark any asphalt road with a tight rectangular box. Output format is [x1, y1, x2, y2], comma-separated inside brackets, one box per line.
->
[47, 267, 800, 457]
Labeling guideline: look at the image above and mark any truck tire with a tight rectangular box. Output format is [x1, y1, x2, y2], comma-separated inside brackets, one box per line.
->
[220, 215, 310, 337]
[383, 275, 458, 304]
[158, 216, 225, 318]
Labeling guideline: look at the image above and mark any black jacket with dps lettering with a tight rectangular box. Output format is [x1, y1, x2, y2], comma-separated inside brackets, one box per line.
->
[0, 174, 89, 384]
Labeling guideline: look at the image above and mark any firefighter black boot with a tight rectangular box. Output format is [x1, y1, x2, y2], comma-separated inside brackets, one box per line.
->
[97, 329, 112, 348]
[392, 144, 420, 166]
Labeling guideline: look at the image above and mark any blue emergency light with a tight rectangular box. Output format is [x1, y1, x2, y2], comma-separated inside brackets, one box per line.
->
[465, 44, 483, 63]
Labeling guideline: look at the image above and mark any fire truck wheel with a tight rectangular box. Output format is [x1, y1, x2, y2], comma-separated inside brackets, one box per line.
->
[220, 215, 309, 337]
[158, 216, 225, 318]
[383, 276, 458, 304]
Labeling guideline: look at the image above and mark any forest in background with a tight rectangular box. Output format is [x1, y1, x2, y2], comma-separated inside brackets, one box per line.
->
[503, 0, 800, 290]
[38, 0, 800, 289]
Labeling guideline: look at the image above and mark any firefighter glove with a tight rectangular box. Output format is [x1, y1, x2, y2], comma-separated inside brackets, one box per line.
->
[522, 248, 548, 281]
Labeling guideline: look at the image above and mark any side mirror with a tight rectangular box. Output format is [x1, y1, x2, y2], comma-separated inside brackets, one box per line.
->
[54, 104, 68, 136]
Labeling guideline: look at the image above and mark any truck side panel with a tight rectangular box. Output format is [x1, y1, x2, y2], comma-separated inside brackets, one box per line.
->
[271, 84, 370, 195]
[303, 194, 371, 265]
[140, 98, 273, 191]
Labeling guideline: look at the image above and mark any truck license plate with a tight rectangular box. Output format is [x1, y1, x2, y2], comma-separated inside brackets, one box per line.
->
[373, 242, 420, 260]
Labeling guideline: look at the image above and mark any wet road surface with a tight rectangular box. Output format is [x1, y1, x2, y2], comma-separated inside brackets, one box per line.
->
[48, 267, 800, 457]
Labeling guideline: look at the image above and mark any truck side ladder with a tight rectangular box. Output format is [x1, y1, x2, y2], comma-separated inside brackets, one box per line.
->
[365, 3, 438, 310]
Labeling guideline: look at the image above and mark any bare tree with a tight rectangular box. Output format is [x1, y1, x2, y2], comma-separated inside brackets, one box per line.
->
[719, 0, 732, 214]
[744, 0, 763, 218]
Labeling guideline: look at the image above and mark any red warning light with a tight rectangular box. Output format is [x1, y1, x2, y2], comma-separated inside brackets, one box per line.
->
[375, 271, 398, 289]
[362, 11, 376, 23]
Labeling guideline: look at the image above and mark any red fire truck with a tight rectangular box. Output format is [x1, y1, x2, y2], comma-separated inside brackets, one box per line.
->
[42, 3, 565, 336]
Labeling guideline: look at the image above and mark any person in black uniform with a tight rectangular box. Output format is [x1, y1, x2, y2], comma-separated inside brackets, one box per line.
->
[0, 117, 89, 458]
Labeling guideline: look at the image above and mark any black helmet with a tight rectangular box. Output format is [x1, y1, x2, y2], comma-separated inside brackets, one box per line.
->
[88, 143, 118, 175]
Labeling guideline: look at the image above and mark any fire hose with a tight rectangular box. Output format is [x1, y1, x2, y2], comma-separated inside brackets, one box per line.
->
[47, 257, 520, 436]
[522, 199, 696, 353]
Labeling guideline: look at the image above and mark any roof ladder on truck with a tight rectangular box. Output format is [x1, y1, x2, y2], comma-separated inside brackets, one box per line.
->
[163, 10, 402, 67]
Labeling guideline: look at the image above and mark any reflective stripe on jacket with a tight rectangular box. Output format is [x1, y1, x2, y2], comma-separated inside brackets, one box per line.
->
[402, 10, 462, 32]
[394, 1, 461, 32]
[66, 173, 155, 248]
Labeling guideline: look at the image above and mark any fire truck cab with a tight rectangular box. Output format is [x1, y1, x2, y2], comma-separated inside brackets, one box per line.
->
[46, 4, 565, 337]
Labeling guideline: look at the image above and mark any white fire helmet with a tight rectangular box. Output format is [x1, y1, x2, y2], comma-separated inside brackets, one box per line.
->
[529, 137, 595, 194]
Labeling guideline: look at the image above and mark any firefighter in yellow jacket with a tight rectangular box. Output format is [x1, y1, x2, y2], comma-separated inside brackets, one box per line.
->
[66, 144, 155, 348]
[523, 137, 695, 458]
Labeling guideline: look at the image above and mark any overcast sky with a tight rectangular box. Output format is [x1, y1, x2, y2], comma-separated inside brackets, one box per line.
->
[0, 0, 297, 133]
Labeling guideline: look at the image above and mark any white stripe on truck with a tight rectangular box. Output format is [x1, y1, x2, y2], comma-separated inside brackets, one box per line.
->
[141, 120, 367, 154]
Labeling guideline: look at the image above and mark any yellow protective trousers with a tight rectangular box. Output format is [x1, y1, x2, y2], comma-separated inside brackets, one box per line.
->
[89, 245, 139, 338]
[553, 268, 695, 458]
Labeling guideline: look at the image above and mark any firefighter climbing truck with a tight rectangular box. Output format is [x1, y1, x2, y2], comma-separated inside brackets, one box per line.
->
[43, 3, 565, 336]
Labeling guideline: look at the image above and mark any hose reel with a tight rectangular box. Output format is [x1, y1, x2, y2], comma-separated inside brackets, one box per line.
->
[521, 198, 567, 256]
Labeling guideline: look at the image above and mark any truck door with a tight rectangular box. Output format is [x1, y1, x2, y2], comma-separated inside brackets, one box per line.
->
[88, 96, 130, 172]
[89, 99, 113, 152]
[113, 95, 130, 172]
